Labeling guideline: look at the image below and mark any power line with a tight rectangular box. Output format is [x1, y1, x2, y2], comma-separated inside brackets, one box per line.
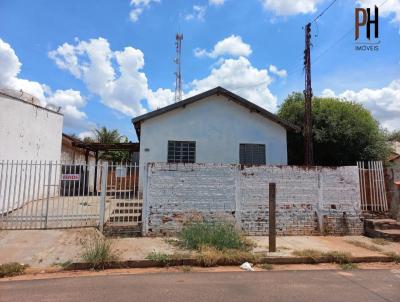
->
[312, 0, 338, 23]
[312, 0, 389, 67]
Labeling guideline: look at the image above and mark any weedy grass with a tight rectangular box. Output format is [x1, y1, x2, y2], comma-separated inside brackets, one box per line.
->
[180, 265, 193, 273]
[345, 239, 383, 252]
[81, 234, 118, 270]
[179, 222, 253, 251]
[259, 263, 273, 270]
[0, 262, 27, 278]
[146, 252, 171, 266]
[292, 249, 352, 264]
[292, 249, 324, 263]
[371, 238, 390, 246]
[384, 252, 400, 264]
[196, 246, 257, 267]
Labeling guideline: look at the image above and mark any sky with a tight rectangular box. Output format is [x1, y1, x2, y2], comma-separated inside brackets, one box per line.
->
[0, 0, 399, 141]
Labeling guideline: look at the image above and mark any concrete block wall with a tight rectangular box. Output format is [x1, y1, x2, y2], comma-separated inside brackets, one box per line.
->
[143, 163, 363, 236]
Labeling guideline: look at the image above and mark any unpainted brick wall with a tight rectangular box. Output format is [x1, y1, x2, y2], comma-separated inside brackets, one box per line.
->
[142, 163, 363, 236]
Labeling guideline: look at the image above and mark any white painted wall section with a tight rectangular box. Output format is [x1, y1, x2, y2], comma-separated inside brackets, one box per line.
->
[139, 95, 288, 188]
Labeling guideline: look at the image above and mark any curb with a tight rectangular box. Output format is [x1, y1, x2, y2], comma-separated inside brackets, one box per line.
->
[65, 255, 396, 270]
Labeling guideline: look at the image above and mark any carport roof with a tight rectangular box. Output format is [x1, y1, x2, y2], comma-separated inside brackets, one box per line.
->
[131, 86, 300, 139]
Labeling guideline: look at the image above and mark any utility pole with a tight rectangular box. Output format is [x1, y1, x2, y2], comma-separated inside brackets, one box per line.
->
[303, 23, 313, 166]
[174, 33, 183, 103]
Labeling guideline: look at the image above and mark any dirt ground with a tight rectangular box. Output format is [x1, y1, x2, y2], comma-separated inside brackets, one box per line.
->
[0, 228, 399, 268]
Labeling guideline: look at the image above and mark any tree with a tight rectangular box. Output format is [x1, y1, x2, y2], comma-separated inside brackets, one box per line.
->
[93, 127, 125, 144]
[277, 93, 390, 166]
[91, 127, 130, 162]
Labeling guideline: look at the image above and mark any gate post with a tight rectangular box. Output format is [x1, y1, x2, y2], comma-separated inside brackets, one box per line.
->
[99, 162, 108, 233]
[44, 161, 52, 229]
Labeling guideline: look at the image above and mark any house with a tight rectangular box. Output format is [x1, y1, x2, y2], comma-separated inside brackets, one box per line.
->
[61, 133, 97, 164]
[132, 86, 298, 190]
[0, 88, 63, 161]
[389, 141, 400, 166]
[0, 88, 63, 212]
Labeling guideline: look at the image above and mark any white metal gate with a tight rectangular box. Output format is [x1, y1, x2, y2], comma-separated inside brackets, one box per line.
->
[357, 161, 388, 212]
[0, 160, 142, 230]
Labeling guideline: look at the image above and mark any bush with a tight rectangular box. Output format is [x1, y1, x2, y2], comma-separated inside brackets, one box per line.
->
[0, 263, 27, 278]
[179, 222, 250, 251]
[81, 234, 118, 270]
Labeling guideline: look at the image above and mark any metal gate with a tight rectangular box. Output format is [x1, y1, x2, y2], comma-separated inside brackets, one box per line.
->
[357, 161, 388, 212]
[0, 160, 142, 230]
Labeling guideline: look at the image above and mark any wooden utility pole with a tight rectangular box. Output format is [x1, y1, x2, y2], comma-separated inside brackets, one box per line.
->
[304, 23, 314, 166]
[269, 183, 276, 252]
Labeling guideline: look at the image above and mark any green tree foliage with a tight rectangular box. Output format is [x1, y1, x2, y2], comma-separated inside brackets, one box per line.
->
[91, 127, 130, 162]
[278, 93, 390, 166]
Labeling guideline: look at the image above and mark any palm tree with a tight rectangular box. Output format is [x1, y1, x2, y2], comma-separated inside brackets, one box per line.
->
[91, 127, 130, 162]
[93, 127, 126, 144]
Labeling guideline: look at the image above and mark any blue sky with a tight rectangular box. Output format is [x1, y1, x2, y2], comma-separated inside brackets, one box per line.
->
[0, 0, 399, 141]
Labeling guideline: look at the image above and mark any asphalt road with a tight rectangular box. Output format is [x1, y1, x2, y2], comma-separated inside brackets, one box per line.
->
[1, 270, 400, 302]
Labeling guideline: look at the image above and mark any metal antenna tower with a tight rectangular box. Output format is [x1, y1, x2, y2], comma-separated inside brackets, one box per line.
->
[174, 33, 183, 103]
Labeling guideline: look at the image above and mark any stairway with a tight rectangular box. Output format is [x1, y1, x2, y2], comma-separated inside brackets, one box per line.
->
[364, 219, 400, 242]
[104, 200, 143, 237]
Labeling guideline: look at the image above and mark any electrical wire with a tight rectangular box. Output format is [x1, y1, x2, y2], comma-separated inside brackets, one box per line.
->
[312, 0, 338, 23]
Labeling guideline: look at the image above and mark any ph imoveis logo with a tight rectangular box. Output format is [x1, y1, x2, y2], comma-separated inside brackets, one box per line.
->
[355, 5, 380, 51]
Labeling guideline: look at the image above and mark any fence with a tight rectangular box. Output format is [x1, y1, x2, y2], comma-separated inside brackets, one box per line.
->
[142, 163, 363, 236]
[0, 160, 142, 230]
[357, 161, 388, 212]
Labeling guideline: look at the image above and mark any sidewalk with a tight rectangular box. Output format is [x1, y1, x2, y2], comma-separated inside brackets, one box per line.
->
[0, 228, 399, 268]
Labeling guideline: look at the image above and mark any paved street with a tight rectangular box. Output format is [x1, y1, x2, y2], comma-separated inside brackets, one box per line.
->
[1, 270, 399, 302]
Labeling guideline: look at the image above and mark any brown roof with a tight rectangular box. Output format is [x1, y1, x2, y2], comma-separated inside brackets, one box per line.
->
[132, 86, 300, 139]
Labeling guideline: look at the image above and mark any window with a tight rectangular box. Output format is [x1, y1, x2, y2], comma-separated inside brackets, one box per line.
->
[239, 144, 266, 165]
[168, 141, 196, 163]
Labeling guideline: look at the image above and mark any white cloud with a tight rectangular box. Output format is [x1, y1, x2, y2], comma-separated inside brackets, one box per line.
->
[268, 65, 287, 78]
[261, 0, 323, 16]
[147, 88, 175, 109]
[0, 38, 92, 132]
[209, 0, 225, 6]
[50, 37, 282, 123]
[185, 5, 207, 21]
[129, 0, 160, 23]
[49, 37, 170, 116]
[78, 130, 96, 141]
[321, 81, 400, 130]
[358, 0, 400, 27]
[188, 56, 277, 111]
[321, 88, 336, 98]
[194, 35, 252, 58]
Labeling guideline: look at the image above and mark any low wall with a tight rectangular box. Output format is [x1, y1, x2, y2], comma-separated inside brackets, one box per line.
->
[142, 163, 363, 236]
[385, 165, 400, 221]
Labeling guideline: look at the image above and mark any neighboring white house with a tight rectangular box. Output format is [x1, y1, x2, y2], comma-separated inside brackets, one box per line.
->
[0, 88, 63, 161]
[0, 88, 63, 213]
[132, 86, 298, 190]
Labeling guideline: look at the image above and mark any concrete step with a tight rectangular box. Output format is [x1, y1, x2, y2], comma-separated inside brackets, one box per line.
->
[364, 219, 400, 230]
[365, 228, 400, 242]
[364, 218, 400, 242]
[103, 224, 142, 237]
